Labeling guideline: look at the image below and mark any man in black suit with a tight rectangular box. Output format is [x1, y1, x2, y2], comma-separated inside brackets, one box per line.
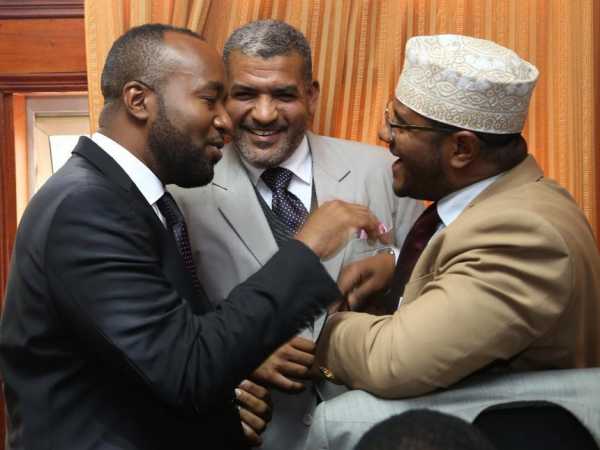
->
[0, 24, 383, 450]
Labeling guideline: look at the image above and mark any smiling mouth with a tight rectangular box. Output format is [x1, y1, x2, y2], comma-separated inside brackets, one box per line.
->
[246, 128, 282, 137]
[208, 140, 224, 149]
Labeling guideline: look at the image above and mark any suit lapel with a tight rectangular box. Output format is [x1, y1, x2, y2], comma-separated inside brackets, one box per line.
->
[309, 133, 352, 279]
[73, 137, 209, 313]
[211, 144, 278, 267]
[404, 155, 544, 303]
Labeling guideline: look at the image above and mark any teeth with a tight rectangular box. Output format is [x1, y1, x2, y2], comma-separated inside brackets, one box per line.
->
[249, 129, 278, 137]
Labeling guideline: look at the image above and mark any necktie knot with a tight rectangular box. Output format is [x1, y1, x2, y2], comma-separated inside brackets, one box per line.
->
[156, 192, 184, 229]
[261, 167, 294, 193]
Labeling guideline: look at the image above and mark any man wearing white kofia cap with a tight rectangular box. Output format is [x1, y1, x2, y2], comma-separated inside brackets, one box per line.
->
[313, 34, 600, 398]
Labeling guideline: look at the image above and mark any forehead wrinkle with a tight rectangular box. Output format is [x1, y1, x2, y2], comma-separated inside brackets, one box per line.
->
[228, 53, 305, 82]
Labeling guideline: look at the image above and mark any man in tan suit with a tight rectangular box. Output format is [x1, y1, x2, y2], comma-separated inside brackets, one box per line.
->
[315, 34, 600, 399]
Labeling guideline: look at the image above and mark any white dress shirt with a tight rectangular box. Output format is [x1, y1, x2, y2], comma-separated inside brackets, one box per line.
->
[435, 173, 503, 231]
[240, 135, 313, 211]
[91, 132, 166, 225]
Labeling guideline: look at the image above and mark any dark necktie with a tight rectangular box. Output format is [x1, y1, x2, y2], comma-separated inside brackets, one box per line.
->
[261, 167, 309, 234]
[156, 192, 204, 298]
[386, 202, 441, 311]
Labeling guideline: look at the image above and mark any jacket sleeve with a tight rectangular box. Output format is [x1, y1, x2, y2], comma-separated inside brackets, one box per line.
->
[46, 184, 340, 414]
[315, 209, 572, 398]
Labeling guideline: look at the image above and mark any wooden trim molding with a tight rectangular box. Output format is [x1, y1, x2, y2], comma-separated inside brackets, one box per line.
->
[0, 0, 83, 19]
[0, 92, 16, 308]
[0, 72, 88, 92]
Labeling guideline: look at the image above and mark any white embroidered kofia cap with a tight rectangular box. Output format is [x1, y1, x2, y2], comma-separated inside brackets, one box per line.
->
[395, 34, 539, 134]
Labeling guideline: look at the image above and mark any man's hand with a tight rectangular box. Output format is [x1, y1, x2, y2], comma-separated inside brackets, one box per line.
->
[295, 200, 384, 260]
[250, 336, 315, 393]
[236, 379, 272, 447]
[337, 251, 395, 312]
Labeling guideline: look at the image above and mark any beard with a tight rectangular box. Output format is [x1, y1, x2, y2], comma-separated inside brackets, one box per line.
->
[147, 98, 214, 188]
[391, 141, 450, 201]
[232, 121, 306, 169]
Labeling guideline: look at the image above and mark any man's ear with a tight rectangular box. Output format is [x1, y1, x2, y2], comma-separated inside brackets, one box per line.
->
[122, 81, 153, 122]
[448, 130, 480, 169]
[307, 80, 320, 116]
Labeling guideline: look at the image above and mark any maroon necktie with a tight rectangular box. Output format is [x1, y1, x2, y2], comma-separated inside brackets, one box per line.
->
[261, 167, 309, 234]
[156, 192, 204, 298]
[385, 202, 441, 311]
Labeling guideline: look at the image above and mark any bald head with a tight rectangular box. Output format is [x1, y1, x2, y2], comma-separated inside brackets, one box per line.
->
[99, 24, 205, 122]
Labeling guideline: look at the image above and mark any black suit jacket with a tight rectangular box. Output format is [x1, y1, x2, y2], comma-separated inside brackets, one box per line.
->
[0, 137, 339, 450]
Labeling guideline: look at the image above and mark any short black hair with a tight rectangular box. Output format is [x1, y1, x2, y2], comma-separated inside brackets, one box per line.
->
[222, 20, 313, 84]
[355, 410, 497, 450]
[100, 23, 202, 103]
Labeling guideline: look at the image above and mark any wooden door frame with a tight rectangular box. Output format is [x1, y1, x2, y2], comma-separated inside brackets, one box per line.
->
[0, 72, 87, 303]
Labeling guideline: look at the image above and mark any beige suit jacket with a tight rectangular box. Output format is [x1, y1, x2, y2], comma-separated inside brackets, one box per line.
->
[316, 155, 600, 398]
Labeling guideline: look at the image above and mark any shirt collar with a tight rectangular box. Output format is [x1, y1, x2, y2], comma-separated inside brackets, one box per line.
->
[241, 135, 312, 186]
[437, 173, 503, 227]
[91, 132, 165, 206]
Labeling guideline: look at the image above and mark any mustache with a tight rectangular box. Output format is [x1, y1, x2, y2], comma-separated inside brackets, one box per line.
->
[240, 123, 285, 133]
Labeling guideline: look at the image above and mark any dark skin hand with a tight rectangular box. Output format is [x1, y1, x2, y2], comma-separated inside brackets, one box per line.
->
[236, 379, 272, 447]
[295, 200, 385, 260]
[336, 251, 396, 313]
[251, 336, 316, 393]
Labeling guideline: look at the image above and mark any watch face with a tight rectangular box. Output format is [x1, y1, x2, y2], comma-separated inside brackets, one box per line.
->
[319, 366, 335, 381]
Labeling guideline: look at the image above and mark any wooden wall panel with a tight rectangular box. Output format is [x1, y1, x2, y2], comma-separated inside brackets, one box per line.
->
[0, 18, 86, 73]
[0, 0, 83, 19]
[0, 91, 16, 310]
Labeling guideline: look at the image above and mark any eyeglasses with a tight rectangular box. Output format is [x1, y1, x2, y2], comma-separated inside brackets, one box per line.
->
[384, 102, 454, 135]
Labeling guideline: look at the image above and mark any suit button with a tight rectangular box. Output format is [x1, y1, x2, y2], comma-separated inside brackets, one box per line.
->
[303, 413, 313, 426]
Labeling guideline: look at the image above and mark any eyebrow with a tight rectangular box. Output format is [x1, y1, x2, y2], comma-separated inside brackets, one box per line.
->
[273, 86, 299, 94]
[390, 106, 408, 125]
[230, 83, 299, 94]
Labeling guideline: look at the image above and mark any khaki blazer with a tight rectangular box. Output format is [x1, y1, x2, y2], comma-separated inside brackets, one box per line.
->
[170, 132, 423, 450]
[316, 155, 600, 398]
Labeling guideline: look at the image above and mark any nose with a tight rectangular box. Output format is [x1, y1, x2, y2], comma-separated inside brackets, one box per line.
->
[214, 101, 232, 135]
[251, 95, 278, 124]
[378, 121, 393, 144]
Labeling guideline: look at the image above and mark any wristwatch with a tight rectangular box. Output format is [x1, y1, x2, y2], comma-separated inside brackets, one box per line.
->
[319, 366, 337, 382]
[376, 247, 396, 258]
